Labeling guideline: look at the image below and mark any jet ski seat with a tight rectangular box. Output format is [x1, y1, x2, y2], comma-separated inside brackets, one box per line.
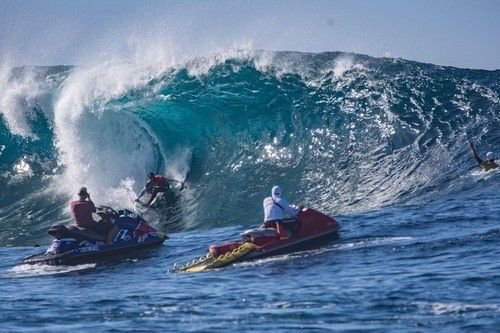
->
[48, 224, 106, 242]
[68, 226, 106, 242]
[241, 228, 277, 242]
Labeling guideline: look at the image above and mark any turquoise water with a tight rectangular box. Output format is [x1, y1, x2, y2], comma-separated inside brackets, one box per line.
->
[0, 51, 499, 332]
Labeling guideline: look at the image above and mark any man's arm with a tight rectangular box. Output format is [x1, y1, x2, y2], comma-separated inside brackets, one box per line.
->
[86, 199, 97, 213]
[279, 198, 300, 217]
[136, 187, 147, 201]
[87, 195, 97, 212]
[469, 140, 482, 164]
[136, 180, 153, 201]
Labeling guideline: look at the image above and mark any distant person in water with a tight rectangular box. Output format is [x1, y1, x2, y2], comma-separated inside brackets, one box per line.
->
[135, 172, 170, 207]
[262, 185, 300, 239]
[469, 140, 498, 171]
[70, 187, 115, 243]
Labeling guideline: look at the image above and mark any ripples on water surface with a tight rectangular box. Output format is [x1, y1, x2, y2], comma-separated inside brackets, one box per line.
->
[2, 181, 499, 332]
[1, 51, 499, 331]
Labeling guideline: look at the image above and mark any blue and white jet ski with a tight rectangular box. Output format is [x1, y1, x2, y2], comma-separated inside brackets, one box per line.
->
[24, 206, 167, 265]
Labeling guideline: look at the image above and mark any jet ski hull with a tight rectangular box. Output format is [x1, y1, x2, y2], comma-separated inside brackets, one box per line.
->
[24, 236, 166, 266]
[23, 207, 166, 266]
[242, 229, 339, 262]
[174, 207, 340, 272]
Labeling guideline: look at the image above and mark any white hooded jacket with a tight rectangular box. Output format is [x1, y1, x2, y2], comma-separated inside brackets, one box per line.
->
[263, 186, 299, 222]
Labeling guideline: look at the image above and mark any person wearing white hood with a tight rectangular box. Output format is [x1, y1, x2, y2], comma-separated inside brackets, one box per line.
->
[262, 186, 300, 239]
[469, 140, 498, 171]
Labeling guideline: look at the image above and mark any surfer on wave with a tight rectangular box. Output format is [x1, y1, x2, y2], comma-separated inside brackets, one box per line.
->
[469, 140, 498, 171]
[135, 172, 170, 207]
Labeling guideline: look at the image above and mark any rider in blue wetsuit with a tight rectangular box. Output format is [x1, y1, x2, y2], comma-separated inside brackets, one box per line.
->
[469, 140, 498, 171]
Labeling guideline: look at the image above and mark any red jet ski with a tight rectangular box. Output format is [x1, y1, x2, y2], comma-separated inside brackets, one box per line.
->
[173, 207, 340, 272]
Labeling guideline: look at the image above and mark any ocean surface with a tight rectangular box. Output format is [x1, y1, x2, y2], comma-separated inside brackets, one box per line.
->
[0, 50, 499, 332]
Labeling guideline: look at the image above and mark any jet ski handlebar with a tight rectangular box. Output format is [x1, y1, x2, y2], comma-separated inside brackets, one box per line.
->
[96, 206, 120, 220]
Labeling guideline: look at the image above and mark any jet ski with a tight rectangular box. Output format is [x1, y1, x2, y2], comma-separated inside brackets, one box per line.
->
[173, 207, 340, 273]
[24, 206, 167, 265]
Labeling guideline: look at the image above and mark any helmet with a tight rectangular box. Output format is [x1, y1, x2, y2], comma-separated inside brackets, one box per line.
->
[272, 185, 282, 200]
[148, 172, 155, 178]
[78, 187, 88, 196]
[486, 152, 494, 160]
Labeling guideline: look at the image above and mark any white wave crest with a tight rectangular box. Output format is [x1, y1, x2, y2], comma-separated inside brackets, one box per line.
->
[413, 301, 500, 315]
[0, 65, 43, 138]
[51, 61, 172, 206]
[184, 45, 256, 78]
[332, 56, 364, 79]
[50, 57, 196, 209]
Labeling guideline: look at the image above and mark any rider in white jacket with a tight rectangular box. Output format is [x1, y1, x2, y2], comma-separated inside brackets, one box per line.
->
[262, 186, 299, 238]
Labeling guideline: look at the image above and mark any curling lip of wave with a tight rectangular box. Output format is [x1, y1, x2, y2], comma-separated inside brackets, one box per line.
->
[0, 50, 499, 246]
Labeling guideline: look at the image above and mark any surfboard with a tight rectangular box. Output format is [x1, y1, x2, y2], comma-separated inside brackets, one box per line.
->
[133, 192, 164, 214]
[133, 200, 149, 214]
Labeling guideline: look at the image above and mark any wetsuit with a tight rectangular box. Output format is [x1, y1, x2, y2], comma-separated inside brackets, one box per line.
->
[470, 142, 499, 171]
[138, 176, 170, 206]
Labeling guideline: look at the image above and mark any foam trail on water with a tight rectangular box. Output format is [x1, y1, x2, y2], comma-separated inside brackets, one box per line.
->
[8, 263, 97, 277]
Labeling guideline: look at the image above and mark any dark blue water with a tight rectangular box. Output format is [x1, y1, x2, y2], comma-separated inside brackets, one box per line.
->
[0, 51, 499, 332]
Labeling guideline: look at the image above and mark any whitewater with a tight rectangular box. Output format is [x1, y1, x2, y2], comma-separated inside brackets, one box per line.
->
[0, 50, 499, 332]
